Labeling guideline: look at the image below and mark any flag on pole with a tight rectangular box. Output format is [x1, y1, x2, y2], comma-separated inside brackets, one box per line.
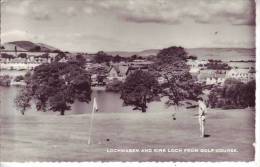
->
[88, 97, 98, 145]
[93, 97, 98, 112]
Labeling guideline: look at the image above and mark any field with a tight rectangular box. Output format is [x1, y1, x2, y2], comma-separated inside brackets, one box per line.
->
[0, 107, 255, 162]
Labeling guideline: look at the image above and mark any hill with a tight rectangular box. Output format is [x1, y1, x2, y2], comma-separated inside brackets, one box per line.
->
[1, 41, 60, 52]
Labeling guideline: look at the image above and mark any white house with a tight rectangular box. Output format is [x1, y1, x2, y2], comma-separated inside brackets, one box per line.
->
[197, 69, 227, 84]
[157, 76, 167, 85]
[0, 61, 42, 70]
[206, 74, 226, 86]
[187, 59, 211, 73]
[226, 68, 255, 83]
[107, 65, 128, 82]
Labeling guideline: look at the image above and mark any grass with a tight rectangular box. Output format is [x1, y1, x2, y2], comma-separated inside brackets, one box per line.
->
[0, 107, 255, 162]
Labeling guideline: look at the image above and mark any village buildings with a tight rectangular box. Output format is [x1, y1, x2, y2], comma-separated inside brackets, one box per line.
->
[0, 49, 256, 87]
[226, 68, 255, 83]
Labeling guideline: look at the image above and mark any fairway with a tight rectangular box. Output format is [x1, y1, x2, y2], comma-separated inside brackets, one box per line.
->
[0, 107, 255, 162]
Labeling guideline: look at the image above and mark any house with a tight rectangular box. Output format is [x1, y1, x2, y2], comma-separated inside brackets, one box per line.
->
[157, 76, 167, 85]
[107, 65, 129, 82]
[187, 59, 199, 67]
[197, 69, 227, 85]
[226, 68, 255, 83]
[130, 59, 153, 66]
[206, 73, 226, 86]
[125, 66, 149, 76]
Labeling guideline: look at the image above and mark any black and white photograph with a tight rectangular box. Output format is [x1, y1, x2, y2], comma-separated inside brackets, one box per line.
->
[0, 0, 257, 163]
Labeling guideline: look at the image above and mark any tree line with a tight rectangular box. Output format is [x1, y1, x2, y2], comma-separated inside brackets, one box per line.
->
[208, 78, 255, 109]
[15, 46, 203, 115]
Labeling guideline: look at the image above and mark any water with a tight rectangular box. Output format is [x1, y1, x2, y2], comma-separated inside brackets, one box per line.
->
[0, 86, 173, 115]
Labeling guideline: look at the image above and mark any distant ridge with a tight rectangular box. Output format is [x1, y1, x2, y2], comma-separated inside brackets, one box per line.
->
[1, 41, 255, 61]
[1, 41, 60, 52]
[106, 49, 160, 57]
[106, 48, 255, 59]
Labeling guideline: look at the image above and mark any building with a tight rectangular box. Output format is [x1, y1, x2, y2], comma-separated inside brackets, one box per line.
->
[206, 73, 226, 86]
[187, 59, 210, 74]
[0, 51, 58, 59]
[125, 66, 149, 76]
[197, 69, 227, 85]
[107, 65, 129, 82]
[226, 68, 255, 83]
[129, 59, 153, 66]
[157, 76, 167, 85]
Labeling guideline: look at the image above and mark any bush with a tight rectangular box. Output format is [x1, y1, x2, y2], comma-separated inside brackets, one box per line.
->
[14, 75, 25, 82]
[215, 99, 225, 108]
[0, 75, 11, 87]
[18, 53, 27, 59]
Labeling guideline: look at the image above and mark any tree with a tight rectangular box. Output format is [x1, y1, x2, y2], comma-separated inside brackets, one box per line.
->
[208, 79, 256, 109]
[94, 51, 113, 63]
[15, 88, 31, 115]
[244, 80, 255, 107]
[113, 55, 122, 63]
[188, 55, 197, 60]
[163, 71, 202, 107]
[30, 46, 41, 52]
[54, 52, 67, 62]
[131, 54, 138, 60]
[157, 46, 188, 65]
[68, 54, 86, 68]
[18, 53, 27, 59]
[121, 70, 160, 112]
[14, 75, 25, 82]
[40, 53, 50, 59]
[1, 53, 14, 60]
[155, 46, 201, 111]
[16, 62, 92, 115]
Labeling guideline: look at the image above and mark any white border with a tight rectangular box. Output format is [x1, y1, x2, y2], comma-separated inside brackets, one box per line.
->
[1, 0, 259, 167]
[255, 0, 259, 166]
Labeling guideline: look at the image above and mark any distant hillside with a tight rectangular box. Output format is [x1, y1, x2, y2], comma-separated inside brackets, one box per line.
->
[107, 48, 255, 61]
[107, 49, 160, 57]
[1, 41, 60, 52]
[8, 41, 37, 51]
[1, 43, 27, 51]
[36, 43, 59, 52]
[186, 48, 255, 61]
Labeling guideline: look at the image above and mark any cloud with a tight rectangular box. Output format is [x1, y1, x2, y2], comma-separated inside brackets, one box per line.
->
[1, 30, 44, 43]
[3, 0, 254, 25]
[212, 38, 255, 48]
[51, 33, 142, 52]
[4, 0, 33, 15]
[31, 6, 51, 21]
[3, 0, 51, 21]
[61, 6, 78, 17]
[84, 0, 255, 25]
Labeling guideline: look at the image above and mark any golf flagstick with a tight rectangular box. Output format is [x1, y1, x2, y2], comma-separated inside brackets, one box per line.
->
[88, 97, 98, 145]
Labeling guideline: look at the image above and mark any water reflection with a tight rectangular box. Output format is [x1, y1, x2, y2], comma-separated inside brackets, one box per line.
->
[0, 87, 172, 115]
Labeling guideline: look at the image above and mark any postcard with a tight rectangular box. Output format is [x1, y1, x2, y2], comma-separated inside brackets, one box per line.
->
[0, 0, 258, 166]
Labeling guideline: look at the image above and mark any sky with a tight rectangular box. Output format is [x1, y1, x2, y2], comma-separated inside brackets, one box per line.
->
[0, 0, 256, 52]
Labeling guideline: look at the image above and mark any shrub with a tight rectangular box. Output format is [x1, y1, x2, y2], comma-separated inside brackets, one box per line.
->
[14, 75, 25, 82]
